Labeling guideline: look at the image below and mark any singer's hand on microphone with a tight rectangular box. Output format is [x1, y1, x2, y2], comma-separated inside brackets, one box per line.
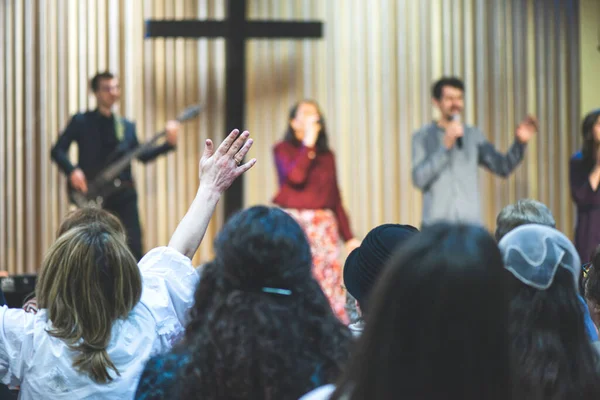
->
[444, 121, 464, 149]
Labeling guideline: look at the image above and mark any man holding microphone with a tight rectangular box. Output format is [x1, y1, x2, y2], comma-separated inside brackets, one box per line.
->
[411, 77, 538, 227]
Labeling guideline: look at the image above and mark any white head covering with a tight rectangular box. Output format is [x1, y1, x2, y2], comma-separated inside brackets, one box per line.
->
[498, 224, 581, 290]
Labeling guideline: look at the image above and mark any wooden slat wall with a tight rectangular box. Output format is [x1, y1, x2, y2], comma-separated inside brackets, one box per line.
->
[244, 0, 581, 242]
[0, 0, 225, 274]
[0, 0, 582, 275]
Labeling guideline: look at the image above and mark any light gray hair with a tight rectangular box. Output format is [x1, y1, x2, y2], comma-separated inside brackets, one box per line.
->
[495, 199, 556, 241]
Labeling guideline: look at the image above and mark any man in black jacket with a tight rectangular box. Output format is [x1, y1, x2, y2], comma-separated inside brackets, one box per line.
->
[51, 72, 180, 260]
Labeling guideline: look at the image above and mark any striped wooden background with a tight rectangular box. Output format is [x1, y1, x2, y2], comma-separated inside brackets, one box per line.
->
[0, 0, 582, 274]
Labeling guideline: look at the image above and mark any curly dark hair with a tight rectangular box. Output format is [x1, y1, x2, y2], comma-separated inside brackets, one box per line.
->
[284, 100, 330, 153]
[173, 206, 351, 399]
[585, 245, 600, 304]
[580, 109, 600, 168]
[509, 268, 600, 400]
[331, 223, 511, 400]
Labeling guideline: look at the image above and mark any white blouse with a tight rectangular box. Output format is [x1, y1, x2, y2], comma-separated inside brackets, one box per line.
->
[0, 246, 199, 399]
[300, 384, 336, 400]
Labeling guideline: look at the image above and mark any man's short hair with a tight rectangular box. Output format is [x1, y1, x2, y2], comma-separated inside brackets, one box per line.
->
[90, 71, 115, 92]
[495, 199, 556, 241]
[431, 77, 465, 100]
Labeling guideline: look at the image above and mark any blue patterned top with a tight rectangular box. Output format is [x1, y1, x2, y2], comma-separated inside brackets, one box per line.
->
[135, 352, 191, 399]
[135, 351, 326, 399]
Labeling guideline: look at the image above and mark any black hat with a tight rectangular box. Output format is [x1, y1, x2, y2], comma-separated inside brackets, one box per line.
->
[344, 224, 419, 309]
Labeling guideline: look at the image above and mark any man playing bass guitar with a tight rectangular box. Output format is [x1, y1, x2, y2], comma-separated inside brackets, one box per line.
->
[50, 71, 180, 261]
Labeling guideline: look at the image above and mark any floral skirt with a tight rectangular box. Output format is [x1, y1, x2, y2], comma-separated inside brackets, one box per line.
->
[283, 208, 349, 324]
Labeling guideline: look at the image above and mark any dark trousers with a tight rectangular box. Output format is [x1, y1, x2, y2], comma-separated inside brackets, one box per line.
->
[103, 186, 143, 261]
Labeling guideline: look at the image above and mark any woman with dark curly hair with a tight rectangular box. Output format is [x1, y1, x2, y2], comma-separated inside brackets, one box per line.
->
[135, 206, 352, 400]
[585, 245, 600, 331]
[569, 109, 600, 263]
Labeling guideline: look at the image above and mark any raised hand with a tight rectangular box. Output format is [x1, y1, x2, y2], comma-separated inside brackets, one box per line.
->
[168, 129, 256, 258]
[198, 129, 256, 194]
[516, 115, 538, 144]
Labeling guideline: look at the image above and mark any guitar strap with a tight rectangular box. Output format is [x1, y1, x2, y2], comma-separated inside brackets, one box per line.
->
[113, 113, 125, 142]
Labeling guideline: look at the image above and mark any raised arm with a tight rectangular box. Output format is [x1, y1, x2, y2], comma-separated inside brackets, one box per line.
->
[411, 132, 451, 190]
[168, 129, 256, 259]
[477, 139, 526, 178]
[478, 116, 537, 177]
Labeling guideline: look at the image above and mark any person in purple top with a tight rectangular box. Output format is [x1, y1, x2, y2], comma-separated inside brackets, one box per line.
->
[569, 109, 600, 264]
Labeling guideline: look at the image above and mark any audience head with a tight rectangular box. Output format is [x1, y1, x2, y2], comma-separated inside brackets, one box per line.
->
[285, 100, 329, 152]
[495, 198, 556, 241]
[499, 224, 600, 399]
[37, 222, 141, 383]
[90, 71, 120, 109]
[343, 223, 418, 312]
[57, 207, 126, 238]
[332, 223, 510, 400]
[177, 206, 351, 399]
[585, 245, 600, 328]
[432, 76, 465, 120]
[581, 108, 600, 166]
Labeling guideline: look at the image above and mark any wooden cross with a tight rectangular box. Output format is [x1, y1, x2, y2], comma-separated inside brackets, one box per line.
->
[145, 0, 324, 218]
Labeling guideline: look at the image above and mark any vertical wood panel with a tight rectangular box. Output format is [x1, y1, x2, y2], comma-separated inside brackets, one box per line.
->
[39, 0, 49, 254]
[14, 0, 24, 274]
[0, 1, 6, 272]
[24, 0, 36, 272]
[0, 0, 584, 274]
[6, 0, 16, 272]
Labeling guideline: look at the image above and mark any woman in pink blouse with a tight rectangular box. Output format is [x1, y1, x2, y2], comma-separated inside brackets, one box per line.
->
[273, 100, 360, 323]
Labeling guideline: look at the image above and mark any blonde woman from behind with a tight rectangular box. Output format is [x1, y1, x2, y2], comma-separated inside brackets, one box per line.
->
[0, 129, 255, 399]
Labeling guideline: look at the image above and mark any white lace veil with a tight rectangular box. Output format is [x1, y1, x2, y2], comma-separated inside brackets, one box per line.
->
[498, 224, 580, 290]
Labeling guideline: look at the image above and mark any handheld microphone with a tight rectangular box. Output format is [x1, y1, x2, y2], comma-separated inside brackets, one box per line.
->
[451, 114, 463, 149]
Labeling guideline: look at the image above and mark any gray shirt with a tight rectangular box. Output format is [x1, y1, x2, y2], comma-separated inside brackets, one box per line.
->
[411, 122, 526, 226]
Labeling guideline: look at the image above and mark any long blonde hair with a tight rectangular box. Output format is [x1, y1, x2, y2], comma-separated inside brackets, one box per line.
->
[37, 222, 142, 383]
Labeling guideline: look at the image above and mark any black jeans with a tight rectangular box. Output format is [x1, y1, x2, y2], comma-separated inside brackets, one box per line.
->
[103, 186, 143, 261]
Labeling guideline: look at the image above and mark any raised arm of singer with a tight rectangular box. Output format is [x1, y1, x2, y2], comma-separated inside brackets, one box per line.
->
[411, 77, 536, 227]
[272, 100, 358, 323]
